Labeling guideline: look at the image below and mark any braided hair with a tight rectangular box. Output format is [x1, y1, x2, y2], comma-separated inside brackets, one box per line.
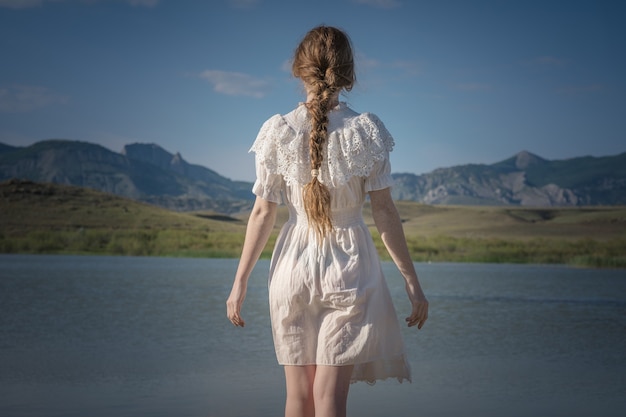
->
[292, 26, 356, 239]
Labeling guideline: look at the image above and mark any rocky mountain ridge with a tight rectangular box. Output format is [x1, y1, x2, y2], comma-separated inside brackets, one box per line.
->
[391, 150, 626, 206]
[1, 140, 624, 211]
[0, 140, 253, 213]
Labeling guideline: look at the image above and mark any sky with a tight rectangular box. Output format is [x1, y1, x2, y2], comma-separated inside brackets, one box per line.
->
[0, 0, 624, 182]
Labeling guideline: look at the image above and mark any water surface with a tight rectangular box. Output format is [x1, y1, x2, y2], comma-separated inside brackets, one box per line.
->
[1, 255, 625, 416]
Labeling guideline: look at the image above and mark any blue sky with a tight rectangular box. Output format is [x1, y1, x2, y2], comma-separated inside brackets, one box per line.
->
[1, 0, 624, 182]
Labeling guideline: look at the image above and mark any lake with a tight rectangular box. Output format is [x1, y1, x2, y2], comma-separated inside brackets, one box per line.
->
[0, 254, 625, 417]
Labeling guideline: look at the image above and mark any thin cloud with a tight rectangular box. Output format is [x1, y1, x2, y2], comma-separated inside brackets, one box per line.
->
[351, 0, 401, 8]
[281, 59, 293, 73]
[0, 0, 159, 8]
[200, 70, 271, 98]
[390, 60, 420, 76]
[284, 53, 411, 78]
[355, 52, 420, 78]
[0, 84, 69, 112]
[355, 52, 381, 69]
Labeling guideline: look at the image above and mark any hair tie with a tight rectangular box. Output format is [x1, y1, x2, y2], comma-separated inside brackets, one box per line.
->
[311, 169, 319, 178]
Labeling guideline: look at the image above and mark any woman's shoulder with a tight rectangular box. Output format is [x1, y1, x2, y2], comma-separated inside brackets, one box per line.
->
[330, 104, 393, 147]
[250, 106, 305, 155]
[331, 103, 387, 129]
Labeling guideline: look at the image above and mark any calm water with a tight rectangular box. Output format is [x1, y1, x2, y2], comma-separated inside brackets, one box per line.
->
[0, 254, 625, 417]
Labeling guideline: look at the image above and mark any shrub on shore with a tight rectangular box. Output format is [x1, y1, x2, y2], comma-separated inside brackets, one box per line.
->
[1, 228, 623, 268]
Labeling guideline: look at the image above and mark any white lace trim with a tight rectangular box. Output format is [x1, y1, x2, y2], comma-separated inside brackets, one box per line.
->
[249, 104, 395, 188]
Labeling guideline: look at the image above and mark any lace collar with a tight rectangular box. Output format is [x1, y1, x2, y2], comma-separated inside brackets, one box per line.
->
[250, 106, 394, 188]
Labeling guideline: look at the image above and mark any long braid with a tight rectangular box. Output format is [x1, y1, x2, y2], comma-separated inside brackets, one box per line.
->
[292, 26, 355, 240]
[302, 78, 336, 238]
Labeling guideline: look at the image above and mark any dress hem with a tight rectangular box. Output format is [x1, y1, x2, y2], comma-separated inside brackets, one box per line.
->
[276, 355, 412, 385]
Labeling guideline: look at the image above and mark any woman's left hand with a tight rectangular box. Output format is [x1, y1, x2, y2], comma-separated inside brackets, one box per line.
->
[226, 283, 247, 327]
[405, 282, 429, 329]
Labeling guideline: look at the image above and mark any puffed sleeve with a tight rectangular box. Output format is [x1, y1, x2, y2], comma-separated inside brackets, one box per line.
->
[326, 111, 395, 189]
[362, 113, 395, 192]
[364, 146, 394, 192]
[251, 157, 284, 204]
[249, 115, 287, 204]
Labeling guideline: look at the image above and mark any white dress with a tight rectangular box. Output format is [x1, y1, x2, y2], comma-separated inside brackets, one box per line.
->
[250, 102, 411, 384]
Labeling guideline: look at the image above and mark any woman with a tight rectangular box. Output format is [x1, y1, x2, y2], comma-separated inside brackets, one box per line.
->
[227, 26, 428, 417]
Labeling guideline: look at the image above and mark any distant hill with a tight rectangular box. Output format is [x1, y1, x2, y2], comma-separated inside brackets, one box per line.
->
[391, 150, 626, 206]
[0, 143, 18, 155]
[0, 140, 254, 214]
[1, 140, 624, 211]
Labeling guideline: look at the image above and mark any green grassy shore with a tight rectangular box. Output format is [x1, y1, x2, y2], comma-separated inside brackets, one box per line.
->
[1, 180, 625, 268]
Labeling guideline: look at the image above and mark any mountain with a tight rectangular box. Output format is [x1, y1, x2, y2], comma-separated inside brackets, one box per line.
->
[0, 140, 254, 213]
[0, 143, 18, 155]
[1, 140, 624, 210]
[391, 150, 626, 206]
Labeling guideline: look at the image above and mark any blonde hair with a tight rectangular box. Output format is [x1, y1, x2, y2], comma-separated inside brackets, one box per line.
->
[292, 26, 356, 239]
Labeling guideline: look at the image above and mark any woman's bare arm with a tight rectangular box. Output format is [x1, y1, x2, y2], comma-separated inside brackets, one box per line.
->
[369, 187, 428, 328]
[226, 196, 278, 327]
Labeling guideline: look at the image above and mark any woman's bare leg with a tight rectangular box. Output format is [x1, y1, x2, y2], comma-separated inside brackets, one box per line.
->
[284, 365, 316, 417]
[312, 365, 354, 417]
